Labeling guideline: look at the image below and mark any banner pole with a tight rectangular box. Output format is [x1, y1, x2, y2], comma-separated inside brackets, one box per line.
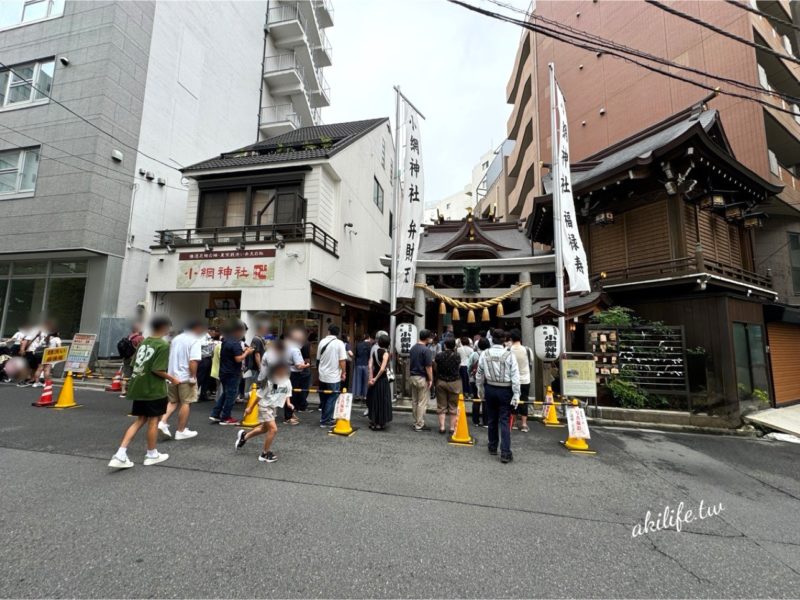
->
[388, 86, 402, 400]
[549, 63, 566, 356]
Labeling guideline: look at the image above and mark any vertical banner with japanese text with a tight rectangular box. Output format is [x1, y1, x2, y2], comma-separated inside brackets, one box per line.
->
[554, 84, 591, 293]
[395, 104, 424, 299]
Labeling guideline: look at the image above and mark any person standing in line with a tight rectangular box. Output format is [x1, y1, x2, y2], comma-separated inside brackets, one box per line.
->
[408, 329, 433, 432]
[244, 322, 267, 397]
[158, 320, 204, 440]
[108, 315, 180, 469]
[120, 323, 144, 398]
[366, 333, 392, 430]
[197, 325, 219, 402]
[31, 326, 61, 386]
[352, 333, 372, 403]
[476, 328, 520, 464]
[457, 336, 473, 398]
[509, 328, 534, 433]
[316, 324, 347, 428]
[210, 320, 254, 425]
[287, 327, 311, 413]
[469, 337, 490, 427]
[365, 329, 388, 417]
[434, 336, 462, 435]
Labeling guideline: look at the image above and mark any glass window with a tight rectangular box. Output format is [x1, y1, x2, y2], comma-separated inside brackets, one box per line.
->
[46, 277, 87, 339]
[198, 189, 248, 228]
[225, 190, 247, 227]
[251, 188, 276, 225]
[373, 177, 384, 213]
[33, 60, 53, 100]
[12, 261, 47, 275]
[0, 262, 9, 276]
[733, 322, 769, 402]
[51, 260, 87, 275]
[0, 148, 40, 194]
[790, 233, 800, 295]
[21, 0, 48, 22]
[0, 60, 54, 107]
[381, 139, 386, 169]
[4, 278, 46, 337]
[0, 1, 24, 28]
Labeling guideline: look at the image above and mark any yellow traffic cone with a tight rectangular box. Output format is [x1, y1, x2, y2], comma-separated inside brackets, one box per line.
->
[541, 385, 563, 427]
[330, 388, 357, 437]
[240, 383, 260, 428]
[449, 393, 474, 446]
[562, 399, 596, 454]
[52, 372, 81, 409]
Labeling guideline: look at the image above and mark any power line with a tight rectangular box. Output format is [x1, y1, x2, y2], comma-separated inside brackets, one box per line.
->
[0, 59, 185, 173]
[646, 0, 800, 68]
[486, 0, 800, 106]
[447, 0, 800, 118]
[724, 0, 800, 34]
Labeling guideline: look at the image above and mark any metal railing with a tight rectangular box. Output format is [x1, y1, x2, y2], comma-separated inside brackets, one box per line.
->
[153, 222, 339, 257]
[596, 252, 772, 289]
[260, 104, 300, 129]
[312, 68, 331, 102]
[267, 2, 306, 31]
[314, 27, 332, 60]
[264, 53, 305, 81]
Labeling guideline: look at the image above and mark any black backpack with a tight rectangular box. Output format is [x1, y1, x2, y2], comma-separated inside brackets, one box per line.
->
[117, 336, 136, 359]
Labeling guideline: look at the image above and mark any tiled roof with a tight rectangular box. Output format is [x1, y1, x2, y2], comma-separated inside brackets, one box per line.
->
[183, 118, 389, 173]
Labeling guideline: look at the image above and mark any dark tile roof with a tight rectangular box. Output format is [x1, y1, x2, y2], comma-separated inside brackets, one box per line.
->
[419, 219, 532, 260]
[183, 118, 389, 173]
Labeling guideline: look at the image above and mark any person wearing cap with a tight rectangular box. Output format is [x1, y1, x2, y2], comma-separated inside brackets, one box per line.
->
[476, 328, 521, 464]
[158, 319, 205, 440]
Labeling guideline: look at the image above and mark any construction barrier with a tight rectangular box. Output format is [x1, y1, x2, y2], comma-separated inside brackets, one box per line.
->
[240, 383, 260, 428]
[32, 379, 55, 407]
[51, 372, 81, 410]
[448, 393, 474, 446]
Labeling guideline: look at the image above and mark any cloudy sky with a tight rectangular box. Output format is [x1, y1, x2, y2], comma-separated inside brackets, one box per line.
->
[324, 0, 527, 207]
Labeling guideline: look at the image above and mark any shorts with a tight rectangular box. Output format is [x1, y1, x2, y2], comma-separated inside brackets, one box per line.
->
[257, 403, 276, 423]
[130, 398, 168, 418]
[168, 381, 198, 404]
[436, 379, 461, 414]
[25, 352, 42, 371]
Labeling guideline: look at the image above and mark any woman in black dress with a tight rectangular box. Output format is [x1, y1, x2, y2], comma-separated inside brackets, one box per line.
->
[366, 334, 392, 430]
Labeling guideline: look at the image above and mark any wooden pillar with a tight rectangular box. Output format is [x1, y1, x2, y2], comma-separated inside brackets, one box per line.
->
[414, 272, 426, 332]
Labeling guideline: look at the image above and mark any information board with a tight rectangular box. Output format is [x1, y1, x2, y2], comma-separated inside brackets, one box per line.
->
[64, 333, 96, 373]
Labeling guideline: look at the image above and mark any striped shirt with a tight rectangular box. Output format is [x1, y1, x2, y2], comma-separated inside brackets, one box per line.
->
[476, 344, 521, 401]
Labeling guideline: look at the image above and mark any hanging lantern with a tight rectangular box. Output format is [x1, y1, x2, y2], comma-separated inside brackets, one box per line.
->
[439, 301, 446, 315]
[743, 211, 767, 229]
[467, 309, 476, 323]
[481, 307, 490, 322]
[496, 302, 505, 317]
[700, 193, 725, 211]
[452, 307, 460, 321]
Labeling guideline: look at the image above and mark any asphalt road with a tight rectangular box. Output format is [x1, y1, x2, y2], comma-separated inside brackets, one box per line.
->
[1, 383, 799, 598]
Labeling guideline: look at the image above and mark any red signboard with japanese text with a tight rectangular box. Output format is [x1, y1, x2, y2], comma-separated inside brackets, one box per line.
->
[177, 249, 276, 288]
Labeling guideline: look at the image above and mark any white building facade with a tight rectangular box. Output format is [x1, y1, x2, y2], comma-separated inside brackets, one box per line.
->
[146, 119, 394, 342]
[424, 148, 494, 222]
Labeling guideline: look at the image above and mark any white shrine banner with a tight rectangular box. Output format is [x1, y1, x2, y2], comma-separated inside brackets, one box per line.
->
[566, 404, 591, 439]
[395, 105, 424, 299]
[554, 85, 591, 293]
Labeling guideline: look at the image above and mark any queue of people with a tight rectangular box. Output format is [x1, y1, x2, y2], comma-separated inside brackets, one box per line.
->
[0, 319, 62, 387]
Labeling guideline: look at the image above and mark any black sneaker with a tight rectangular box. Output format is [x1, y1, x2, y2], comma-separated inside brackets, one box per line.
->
[209, 416, 221, 423]
[235, 430, 247, 450]
[488, 448, 498, 456]
[259, 451, 277, 463]
[500, 454, 513, 464]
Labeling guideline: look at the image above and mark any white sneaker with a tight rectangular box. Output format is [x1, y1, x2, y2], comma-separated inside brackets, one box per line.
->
[157, 421, 172, 439]
[174, 429, 198, 440]
[143, 452, 169, 466]
[32, 382, 43, 388]
[108, 455, 134, 469]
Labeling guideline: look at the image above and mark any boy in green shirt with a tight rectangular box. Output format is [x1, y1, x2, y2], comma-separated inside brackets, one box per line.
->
[108, 315, 180, 469]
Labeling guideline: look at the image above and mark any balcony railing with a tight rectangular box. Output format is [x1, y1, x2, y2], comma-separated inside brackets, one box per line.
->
[596, 252, 773, 290]
[264, 53, 305, 80]
[153, 222, 339, 257]
[312, 68, 331, 103]
[314, 27, 332, 60]
[260, 104, 300, 129]
[268, 2, 307, 31]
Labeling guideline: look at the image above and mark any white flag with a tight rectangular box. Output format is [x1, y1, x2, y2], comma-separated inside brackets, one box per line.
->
[395, 106, 424, 299]
[554, 85, 591, 293]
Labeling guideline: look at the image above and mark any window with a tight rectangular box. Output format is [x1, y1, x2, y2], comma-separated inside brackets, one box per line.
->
[381, 139, 386, 169]
[0, 147, 39, 195]
[373, 177, 384, 213]
[389, 157, 394, 185]
[389, 211, 394, 238]
[0, 0, 64, 29]
[732, 322, 770, 403]
[790, 233, 800, 295]
[198, 186, 304, 229]
[0, 59, 54, 108]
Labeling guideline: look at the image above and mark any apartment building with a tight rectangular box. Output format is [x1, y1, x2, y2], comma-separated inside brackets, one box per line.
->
[259, 0, 333, 138]
[146, 118, 394, 346]
[424, 148, 494, 222]
[502, 0, 800, 408]
[0, 1, 266, 351]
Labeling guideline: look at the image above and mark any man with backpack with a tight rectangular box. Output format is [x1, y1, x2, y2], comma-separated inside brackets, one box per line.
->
[118, 323, 144, 398]
[509, 328, 534, 433]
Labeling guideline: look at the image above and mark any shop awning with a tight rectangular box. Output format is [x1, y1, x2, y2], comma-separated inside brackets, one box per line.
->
[310, 279, 382, 312]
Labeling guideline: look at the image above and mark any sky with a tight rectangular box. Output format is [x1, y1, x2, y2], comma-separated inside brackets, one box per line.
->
[324, 0, 528, 207]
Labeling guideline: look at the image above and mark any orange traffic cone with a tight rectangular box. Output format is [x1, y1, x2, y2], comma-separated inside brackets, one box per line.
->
[541, 385, 563, 427]
[240, 383, 260, 428]
[52, 372, 81, 409]
[449, 393, 474, 446]
[105, 369, 123, 392]
[330, 388, 356, 437]
[32, 379, 55, 407]
[561, 399, 596, 454]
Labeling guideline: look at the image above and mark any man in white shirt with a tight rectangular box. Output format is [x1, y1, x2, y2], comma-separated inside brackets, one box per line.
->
[159, 320, 204, 440]
[509, 328, 534, 433]
[316, 324, 347, 428]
